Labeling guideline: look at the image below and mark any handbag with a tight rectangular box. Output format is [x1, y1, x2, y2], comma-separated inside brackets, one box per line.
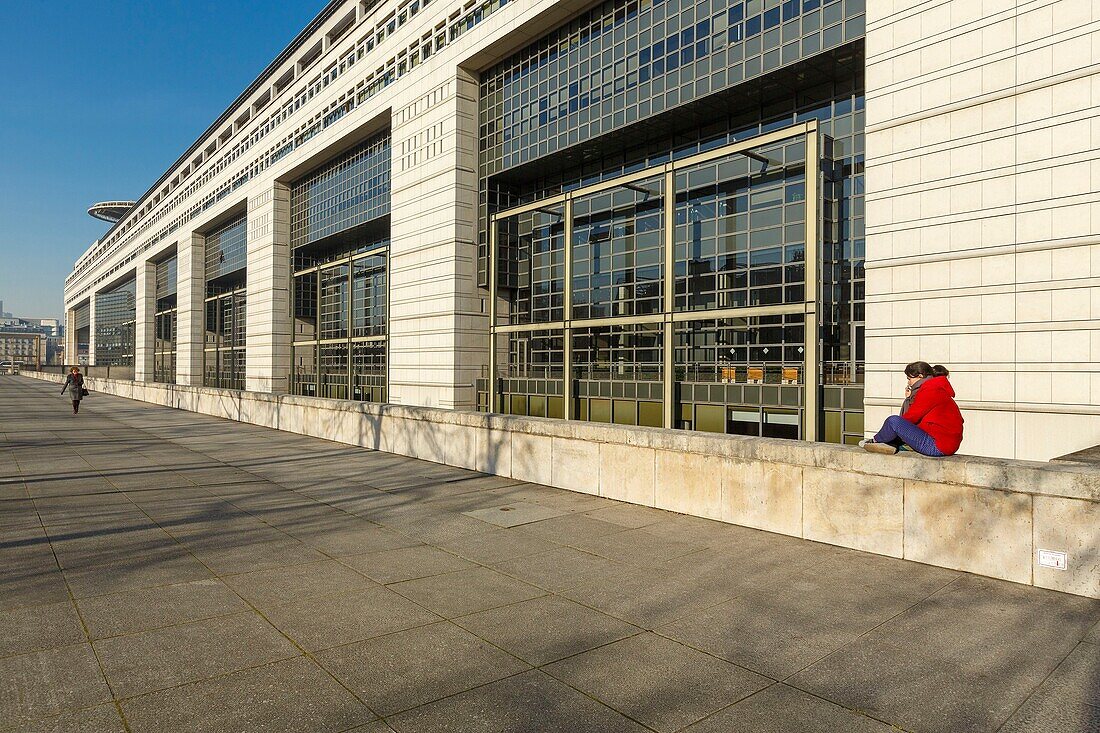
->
[81, 386, 90, 397]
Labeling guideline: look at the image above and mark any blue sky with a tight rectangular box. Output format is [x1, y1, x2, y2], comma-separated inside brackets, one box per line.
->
[0, 1, 325, 319]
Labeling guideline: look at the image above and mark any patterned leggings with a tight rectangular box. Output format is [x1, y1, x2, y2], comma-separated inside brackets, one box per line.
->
[873, 415, 943, 457]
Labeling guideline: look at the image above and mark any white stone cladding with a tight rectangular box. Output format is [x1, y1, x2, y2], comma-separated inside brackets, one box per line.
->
[134, 261, 156, 381]
[245, 184, 292, 394]
[864, 0, 1100, 460]
[176, 233, 205, 387]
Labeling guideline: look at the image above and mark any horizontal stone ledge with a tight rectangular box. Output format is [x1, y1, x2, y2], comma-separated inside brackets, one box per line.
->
[33, 373, 1100, 503]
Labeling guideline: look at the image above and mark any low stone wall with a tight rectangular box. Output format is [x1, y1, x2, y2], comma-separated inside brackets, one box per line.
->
[31, 372, 1099, 599]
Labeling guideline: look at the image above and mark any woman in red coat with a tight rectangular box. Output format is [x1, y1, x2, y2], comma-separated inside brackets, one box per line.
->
[860, 362, 963, 456]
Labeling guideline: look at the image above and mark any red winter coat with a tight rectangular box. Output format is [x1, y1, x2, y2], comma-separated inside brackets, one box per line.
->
[902, 376, 964, 455]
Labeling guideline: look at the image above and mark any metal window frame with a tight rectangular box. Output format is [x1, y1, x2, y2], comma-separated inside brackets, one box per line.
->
[487, 121, 820, 439]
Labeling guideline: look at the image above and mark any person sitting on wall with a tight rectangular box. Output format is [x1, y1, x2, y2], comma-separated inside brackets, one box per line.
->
[859, 361, 963, 457]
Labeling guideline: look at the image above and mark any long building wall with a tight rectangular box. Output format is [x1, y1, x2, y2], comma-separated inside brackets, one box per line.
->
[864, 0, 1100, 460]
[64, 0, 1100, 460]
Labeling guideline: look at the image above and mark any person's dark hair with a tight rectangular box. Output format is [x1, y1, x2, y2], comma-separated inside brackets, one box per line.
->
[70, 366, 79, 373]
[904, 361, 949, 378]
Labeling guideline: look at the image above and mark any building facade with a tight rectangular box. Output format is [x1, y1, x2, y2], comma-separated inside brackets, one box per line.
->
[62, 0, 1100, 460]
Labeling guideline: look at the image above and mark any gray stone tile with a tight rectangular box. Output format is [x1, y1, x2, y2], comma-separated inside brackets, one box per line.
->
[544, 633, 769, 732]
[0, 643, 112, 728]
[1086, 621, 1100, 645]
[681, 683, 898, 733]
[387, 669, 648, 733]
[263, 585, 439, 651]
[62, 550, 214, 598]
[0, 601, 85, 658]
[788, 578, 1100, 733]
[583, 503, 670, 529]
[340, 544, 477, 584]
[491, 546, 625, 593]
[437, 527, 560, 565]
[455, 595, 641, 665]
[520, 513, 628, 544]
[94, 611, 299, 697]
[12, 703, 127, 733]
[317, 621, 529, 715]
[561, 563, 738, 628]
[462, 501, 571, 528]
[1001, 639, 1100, 733]
[563, 527, 706, 567]
[77, 578, 250, 640]
[189, 539, 327, 576]
[224, 559, 376, 612]
[121, 657, 375, 733]
[288, 520, 421, 557]
[657, 551, 958, 678]
[389, 567, 546, 618]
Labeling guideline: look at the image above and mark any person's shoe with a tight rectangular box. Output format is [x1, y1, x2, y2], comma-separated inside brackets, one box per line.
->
[859, 439, 897, 455]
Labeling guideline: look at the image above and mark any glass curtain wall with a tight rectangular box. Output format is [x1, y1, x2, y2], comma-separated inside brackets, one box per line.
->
[489, 126, 822, 439]
[204, 214, 247, 389]
[73, 303, 90, 364]
[154, 256, 177, 383]
[290, 131, 391, 401]
[95, 279, 137, 369]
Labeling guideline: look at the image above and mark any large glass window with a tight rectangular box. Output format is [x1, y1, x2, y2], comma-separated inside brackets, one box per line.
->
[203, 289, 246, 389]
[154, 256, 177, 383]
[290, 132, 390, 250]
[572, 177, 664, 320]
[289, 133, 391, 402]
[497, 205, 565, 326]
[95, 279, 136, 368]
[204, 214, 248, 284]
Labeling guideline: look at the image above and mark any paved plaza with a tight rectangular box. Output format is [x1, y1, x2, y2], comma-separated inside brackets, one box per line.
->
[0, 375, 1097, 733]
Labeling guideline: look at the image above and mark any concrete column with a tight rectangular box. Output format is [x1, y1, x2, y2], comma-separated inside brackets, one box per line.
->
[388, 66, 487, 409]
[176, 233, 205, 386]
[245, 183, 292, 393]
[87, 295, 97, 366]
[64, 308, 77, 368]
[134, 260, 156, 381]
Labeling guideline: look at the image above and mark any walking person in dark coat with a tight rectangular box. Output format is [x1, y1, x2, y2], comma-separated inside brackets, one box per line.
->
[61, 366, 87, 415]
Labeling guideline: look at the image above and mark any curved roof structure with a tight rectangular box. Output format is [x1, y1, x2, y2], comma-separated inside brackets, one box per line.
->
[88, 201, 136, 223]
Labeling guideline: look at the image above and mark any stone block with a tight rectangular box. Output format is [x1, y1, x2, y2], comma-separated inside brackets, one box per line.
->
[904, 481, 1032, 584]
[476, 427, 511, 476]
[1032, 495, 1100, 598]
[599, 443, 655, 506]
[511, 432, 552, 485]
[654, 450, 724, 520]
[444, 423, 480, 470]
[803, 468, 903, 557]
[551, 438, 601, 495]
[722, 461, 803, 536]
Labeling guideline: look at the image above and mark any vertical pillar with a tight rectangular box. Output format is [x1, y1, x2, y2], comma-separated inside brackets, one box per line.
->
[64, 308, 77, 368]
[87, 295, 97, 366]
[134, 260, 156, 381]
[245, 182, 292, 393]
[803, 126, 820, 442]
[176, 233, 205, 386]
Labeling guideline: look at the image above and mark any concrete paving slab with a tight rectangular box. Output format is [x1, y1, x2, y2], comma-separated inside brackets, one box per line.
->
[317, 621, 530, 715]
[13, 703, 128, 733]
[0, 643, 113, 728]
[387, 669, 649, 733]
[262, 585, 439, 651]
[339, 544, 476, 584]
[455, 595, 641, 665]
[223, 559, 377, 611]
[389, 566, 546, 618]
[461, 501, 570, 528]
[0, 601, 86, 658]
[77, 578, 251, 640]
[120, 657, 375, 733]
[544, 632, 770, 732]
[681, 683, 898, 732]
[491, 546, 625, 593]
[436, 527, 559, 564]
[94, 612, 299, 697]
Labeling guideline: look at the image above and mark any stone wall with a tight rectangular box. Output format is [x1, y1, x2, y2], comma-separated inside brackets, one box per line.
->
[30, 371, 1099, 600]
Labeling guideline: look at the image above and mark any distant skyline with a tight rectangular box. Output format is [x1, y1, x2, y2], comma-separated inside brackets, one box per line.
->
[0, 1, 325, 319]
